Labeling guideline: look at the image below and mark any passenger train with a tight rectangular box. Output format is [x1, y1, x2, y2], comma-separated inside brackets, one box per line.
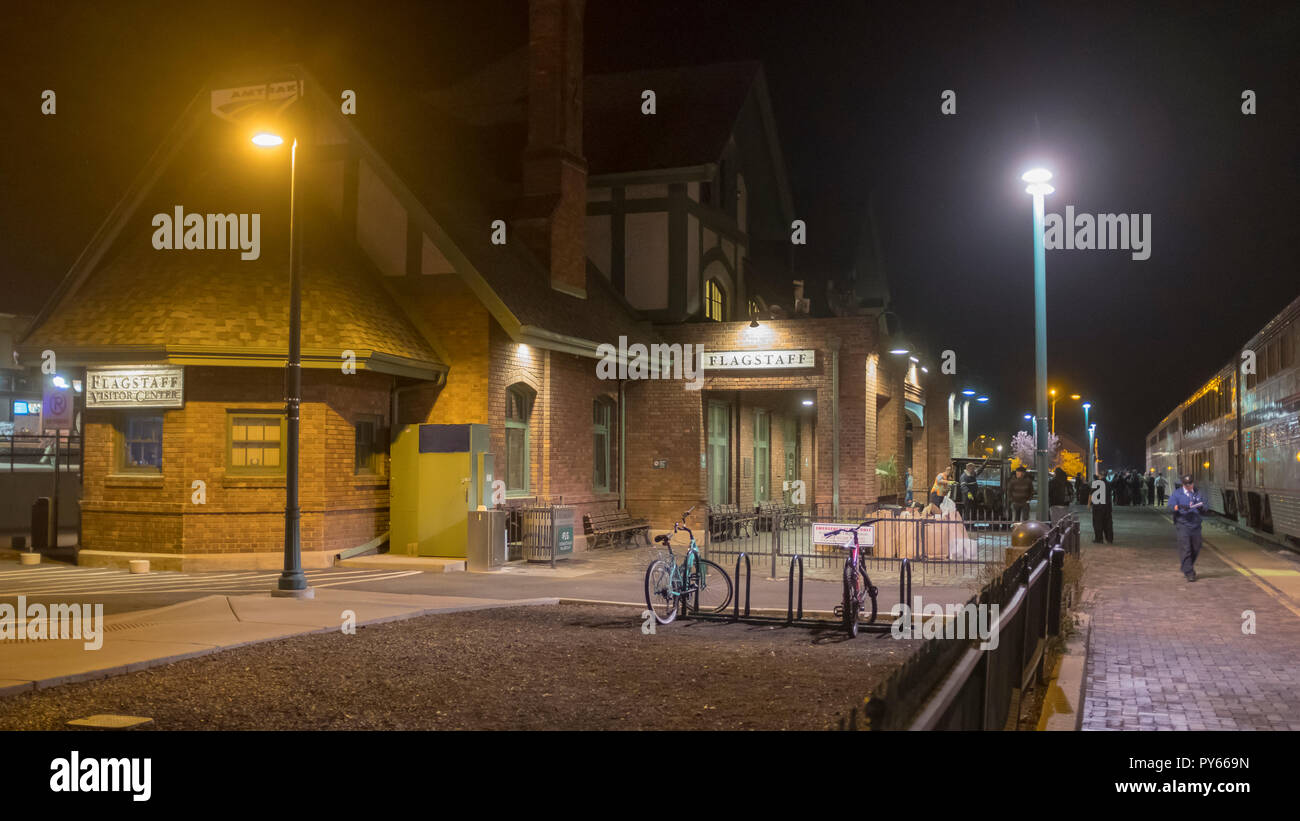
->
[1147, 293, 1300, 550]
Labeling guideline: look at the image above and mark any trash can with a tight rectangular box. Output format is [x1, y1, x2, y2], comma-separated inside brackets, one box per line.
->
[466, 509, 507, 572]
[31, 497, 51, 550]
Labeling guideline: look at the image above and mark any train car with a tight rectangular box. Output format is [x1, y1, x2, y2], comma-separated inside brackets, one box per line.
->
[1238, 295, 1300, 541]
[1146, 363, 1234, 513]
[1147, 293, 1300, 549]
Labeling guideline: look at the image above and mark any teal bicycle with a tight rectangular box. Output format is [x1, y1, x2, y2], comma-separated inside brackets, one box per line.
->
[644, 507, 733, 624]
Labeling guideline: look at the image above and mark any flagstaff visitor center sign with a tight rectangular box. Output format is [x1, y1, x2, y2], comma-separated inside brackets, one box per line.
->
[701, 349, 816, 371]
[86, 367, 185, 409]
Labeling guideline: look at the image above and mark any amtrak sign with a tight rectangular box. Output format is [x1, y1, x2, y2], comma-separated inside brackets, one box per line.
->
[701, 349, 815, 371]
[86, 367, 185, 409]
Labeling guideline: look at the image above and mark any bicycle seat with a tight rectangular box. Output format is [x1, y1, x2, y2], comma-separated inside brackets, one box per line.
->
[654, 534, 670, 545]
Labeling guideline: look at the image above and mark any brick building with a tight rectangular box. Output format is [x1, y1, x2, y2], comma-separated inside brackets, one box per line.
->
[18, 0, 963, 569]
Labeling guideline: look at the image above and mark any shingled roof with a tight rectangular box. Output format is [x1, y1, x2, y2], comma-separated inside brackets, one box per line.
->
[18, 99, 445, 380]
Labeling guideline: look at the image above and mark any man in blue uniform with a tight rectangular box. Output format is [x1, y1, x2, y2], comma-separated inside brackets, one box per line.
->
[1168, 473, 1209, 581]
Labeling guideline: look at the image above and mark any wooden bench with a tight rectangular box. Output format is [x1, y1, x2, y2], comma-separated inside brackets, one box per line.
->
[708, 504, 756, 541]
[583, 509, 650, 550]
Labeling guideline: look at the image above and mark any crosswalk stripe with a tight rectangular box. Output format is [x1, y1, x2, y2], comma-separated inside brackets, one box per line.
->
[310, 570, 422, 587]
[0, 565, 426, 596]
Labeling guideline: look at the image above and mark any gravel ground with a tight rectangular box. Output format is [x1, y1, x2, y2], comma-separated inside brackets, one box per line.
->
[0, 604, 919, 730]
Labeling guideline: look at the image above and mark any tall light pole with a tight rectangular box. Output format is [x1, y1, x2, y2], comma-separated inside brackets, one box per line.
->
[1088, 422, 1098, 479]
[1024, 168, 1054, 520]
[253, 129, 312, 599]
[1082, 401, 1092, 474]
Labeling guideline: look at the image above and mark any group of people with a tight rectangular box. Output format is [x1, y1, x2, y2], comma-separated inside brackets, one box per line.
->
[1101, 469, 1168, 507]
[904, 460, 1209, 583]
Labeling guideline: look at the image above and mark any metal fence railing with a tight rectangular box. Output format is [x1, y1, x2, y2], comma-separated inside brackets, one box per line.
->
[703, 501, 1037, 582]
[842, 517, 1082, 730]
[4, 432, 82, 473]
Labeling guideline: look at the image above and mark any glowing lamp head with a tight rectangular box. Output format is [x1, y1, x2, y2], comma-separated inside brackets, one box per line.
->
[1083, 402, 1092, 410]
[976, 395, 989, 403]
[962, 389, 977, 396]
[1070, 394, 1081, 400]
[888, 346, 909, 355]
[251, 132, 284, 147]
[51, 375, 69, 389]
[1024, 414, 1033, 420]
[1022, 168, 1052, 184]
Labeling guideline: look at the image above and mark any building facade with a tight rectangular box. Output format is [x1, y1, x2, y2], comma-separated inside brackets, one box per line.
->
[18, 0, 957, 569]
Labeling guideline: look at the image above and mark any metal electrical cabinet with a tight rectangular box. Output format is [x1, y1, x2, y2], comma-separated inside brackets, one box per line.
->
[390, 423, 494, 558]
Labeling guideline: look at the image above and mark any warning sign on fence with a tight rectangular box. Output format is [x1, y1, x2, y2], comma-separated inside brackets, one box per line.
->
[812, 522, 874, 547]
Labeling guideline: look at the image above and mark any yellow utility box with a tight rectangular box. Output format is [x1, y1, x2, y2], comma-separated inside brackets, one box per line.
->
[390, 423, 493, 558]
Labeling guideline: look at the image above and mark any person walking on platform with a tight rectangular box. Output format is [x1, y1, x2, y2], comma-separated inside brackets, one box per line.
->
[1168, 473, 1210, 581]
[1008, 465, 1034, 522]
[1155, 473, 1168, 506]
[1129, 471, 1143, 506]
[904, 467, 914, 505]
[1114, 471, 1129, 506]
[1146, 472, 1157, 506]
[1089, 470, 1114, 543]
[1075, 471, 1088, 505]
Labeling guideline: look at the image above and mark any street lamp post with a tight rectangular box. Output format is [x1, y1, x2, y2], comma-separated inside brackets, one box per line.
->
[1024, 168, 1054, 520]
[254, 130, 312, 599]
[1088, 422, 1098, 479]
[1082, 401, 1092, 474]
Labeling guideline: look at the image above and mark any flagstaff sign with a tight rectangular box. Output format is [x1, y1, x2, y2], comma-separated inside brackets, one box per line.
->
[701, 349, 816, 371]
[86, 367, 185, 409]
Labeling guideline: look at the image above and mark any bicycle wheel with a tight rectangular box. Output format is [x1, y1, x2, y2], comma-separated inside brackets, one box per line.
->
[687, 558, 733, 614]
[644, 559, 678, 624]
[859, 565, 879, 624]
[842, 561, 860, 637]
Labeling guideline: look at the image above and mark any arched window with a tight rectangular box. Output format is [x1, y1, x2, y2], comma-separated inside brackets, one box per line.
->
[705, 279, 726, 322]
[505, 384, 535, 494]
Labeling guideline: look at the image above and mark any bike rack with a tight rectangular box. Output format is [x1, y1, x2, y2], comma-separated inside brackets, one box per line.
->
[733, 552, 752, 619]
[687, 550, 890, 633]
[787, 554, 804, 622]
[899, 558, 913, 612]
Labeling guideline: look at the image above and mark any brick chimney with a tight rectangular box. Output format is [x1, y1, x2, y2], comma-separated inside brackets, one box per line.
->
[515, 0, 587, 298]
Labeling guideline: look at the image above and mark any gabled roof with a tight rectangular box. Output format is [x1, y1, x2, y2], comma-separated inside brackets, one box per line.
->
[17, 83, 446, 381]
[19, 65, 658, 372]
[335, 76, 658, 353]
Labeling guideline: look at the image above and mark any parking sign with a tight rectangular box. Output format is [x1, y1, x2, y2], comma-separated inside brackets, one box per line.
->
[43, 384, 73, 431]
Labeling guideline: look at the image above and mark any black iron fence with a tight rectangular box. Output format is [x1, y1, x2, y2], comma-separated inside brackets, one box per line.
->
[842, 517, 1082, 730]
[704, 501, 1049, 582]
[4, 432, 82, 472]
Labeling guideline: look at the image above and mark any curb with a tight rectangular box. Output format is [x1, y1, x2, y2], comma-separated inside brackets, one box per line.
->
[1, 596, 560, 698]
[1038, 611, 1091, 731]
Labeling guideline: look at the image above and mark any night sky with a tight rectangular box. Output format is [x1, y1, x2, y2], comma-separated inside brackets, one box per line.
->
[2, 0, 1296, 466]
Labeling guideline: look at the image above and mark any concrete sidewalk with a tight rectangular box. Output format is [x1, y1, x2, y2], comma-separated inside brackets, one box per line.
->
[0, 588, 557, 697]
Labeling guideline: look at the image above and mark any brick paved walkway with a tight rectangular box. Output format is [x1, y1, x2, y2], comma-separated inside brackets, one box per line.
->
[1081, 506, 1300, 730]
